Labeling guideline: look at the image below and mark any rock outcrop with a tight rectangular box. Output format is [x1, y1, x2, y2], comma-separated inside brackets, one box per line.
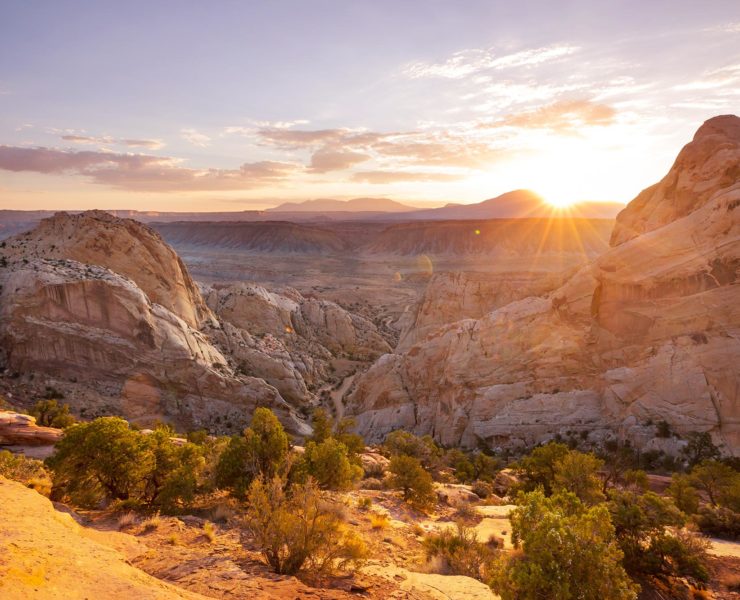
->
[347, 115, 740, 455]
[0, 411, 62, 446]
[3, 210, 212, 328]
[396, 270, 572, 351]
[0, 257, 306, 434]
[0, 477, 209, 600]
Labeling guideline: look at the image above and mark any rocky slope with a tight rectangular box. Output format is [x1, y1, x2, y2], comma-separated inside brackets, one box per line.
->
[346, 115, 740, 455]
[0, 211, 391, 434]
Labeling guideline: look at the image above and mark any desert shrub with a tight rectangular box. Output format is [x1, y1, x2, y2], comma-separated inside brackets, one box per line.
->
[214, 407, 289, 495]
[357, 496, 372, 510]
[30, 398, 76, 428]
[0, 449, 52, 495]
[669, 473, 700, 514]
[621, 469, 649, 492]
[142, 428, 205, 511]
[388, 454, 436, 510]
[695, 505, 740, 539]
[553, 450, 605, 504]
[47, 417, 154, 506]
[490, 489, 638, 600]
[298, 437, 362, 490]
[656, 420, 672, 438]
[186, 429, 209, 445]
[608, 489, 708, 581]
[472, 480, 493, 499]
[309, 408, 364, 459]
[245, 476, 367, 577]
[423, 522, 497, 580]
[682, 432, 720, 467]
[46, 417, 204, 510]
[383, 430, 442, 472]
[512, 442, 570, 495]
[689, 460, 740, 509]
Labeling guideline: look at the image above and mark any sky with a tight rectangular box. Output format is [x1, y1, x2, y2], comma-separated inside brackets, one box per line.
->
[0, 0, 739, 212]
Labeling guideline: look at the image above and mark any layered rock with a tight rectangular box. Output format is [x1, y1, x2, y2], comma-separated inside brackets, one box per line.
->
[347, 115, 740, 455]
[396, 270, 572, 351]
[2, 210, 212, 328]
[0, 411, 62, 446]
[202, 282, 391, 405]
[0, 257, 307, 435]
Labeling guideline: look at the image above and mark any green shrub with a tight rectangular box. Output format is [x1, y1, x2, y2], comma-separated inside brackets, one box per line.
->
[689, 460, 740, 509]
[299, 437, 362, 490]
[0, 450, 52, 495]
[695, 506, 740, 540]
[553, 450, 605, 505]
[45, 417, 204, 511]
[490, 490, 638, 600]
[30, 399, 76, 428]
[383, 430, 442, 472]
[245, 476, 367, 577]
[214, 407, 289, 495]
[388, 454, 435, 510]
[608, 489, 708, 581]
[668, 473, 700, 514]
[512, 442, 570, 495]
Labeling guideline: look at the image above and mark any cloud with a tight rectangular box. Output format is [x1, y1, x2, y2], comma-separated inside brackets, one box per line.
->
[181, 128, 211, 147]
[402, 44, 579, 79]
[308, 148, 371, 173]
[0, 145, 301, 192]
[351, 170, 461, 184]
[480, 99, 617, 131]
[61, 134, 164, 149]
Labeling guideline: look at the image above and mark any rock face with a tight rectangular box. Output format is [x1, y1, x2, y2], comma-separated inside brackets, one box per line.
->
[347, 115, 740, 455]
[0, 411, 62, 446]
[396, 270, 571, 351]
[0, 258, 306, 434]
[3, 210, 212, 328]
[0, 211, 390, 435]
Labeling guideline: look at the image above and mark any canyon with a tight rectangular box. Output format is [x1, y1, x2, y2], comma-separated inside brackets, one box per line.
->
[0, 115, 738, 457]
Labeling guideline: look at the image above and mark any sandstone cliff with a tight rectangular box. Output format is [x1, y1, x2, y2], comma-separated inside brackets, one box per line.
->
[346, 115, 740, 455]
[3, 210, 212, 328]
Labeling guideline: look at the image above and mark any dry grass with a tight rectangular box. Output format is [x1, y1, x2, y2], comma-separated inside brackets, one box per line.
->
[167, 533, 181, 546]
[210, 503, 234, 524]
[202, 521, 217, 543]
[370, 512, 390, 530]
[117, 512, 137, 530]
[357, 496, 373, 511]
[141, 513, 161, 532]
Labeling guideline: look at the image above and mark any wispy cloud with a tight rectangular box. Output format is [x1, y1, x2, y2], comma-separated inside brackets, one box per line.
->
[308, 148, 371, 173]
[402, 44, 579, 79]
[0, 145, 302, 192]
[181, 128, 211, 147]
[480, 99, 617, 132]
[61, 134, 164, 149]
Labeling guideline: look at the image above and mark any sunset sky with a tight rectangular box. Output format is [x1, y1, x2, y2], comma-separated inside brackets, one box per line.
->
[1, 0, 739, 211]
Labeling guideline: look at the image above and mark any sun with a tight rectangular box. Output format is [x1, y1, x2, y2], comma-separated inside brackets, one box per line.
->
[542, 195, 577, 209]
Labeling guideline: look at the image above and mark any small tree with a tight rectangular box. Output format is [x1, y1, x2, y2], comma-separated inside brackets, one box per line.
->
[214, 407, 289, 495]
[689, 460, 740, 509]
[245, 476, 367, 577]
[46, 417, 153, 506]
[30, 399, 76, 428]
[682, 432, 720, 467]
[300, 437, 362, 490]
[513, 442, 570, 495]
[0, 450, 52, 495]
[389, 454, 435, 510]
[309, 407, 333, 444]
[383, 430, 442, 472]
[668, 473, 700, 514]
[491, 489, 637, 600]
[608, 489, 708, 581]
[553, 451, 605, 505]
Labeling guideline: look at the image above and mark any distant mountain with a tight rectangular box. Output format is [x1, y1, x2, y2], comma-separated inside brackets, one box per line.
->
[397, 189, 625, 220]
[267, 197, 416, 213]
